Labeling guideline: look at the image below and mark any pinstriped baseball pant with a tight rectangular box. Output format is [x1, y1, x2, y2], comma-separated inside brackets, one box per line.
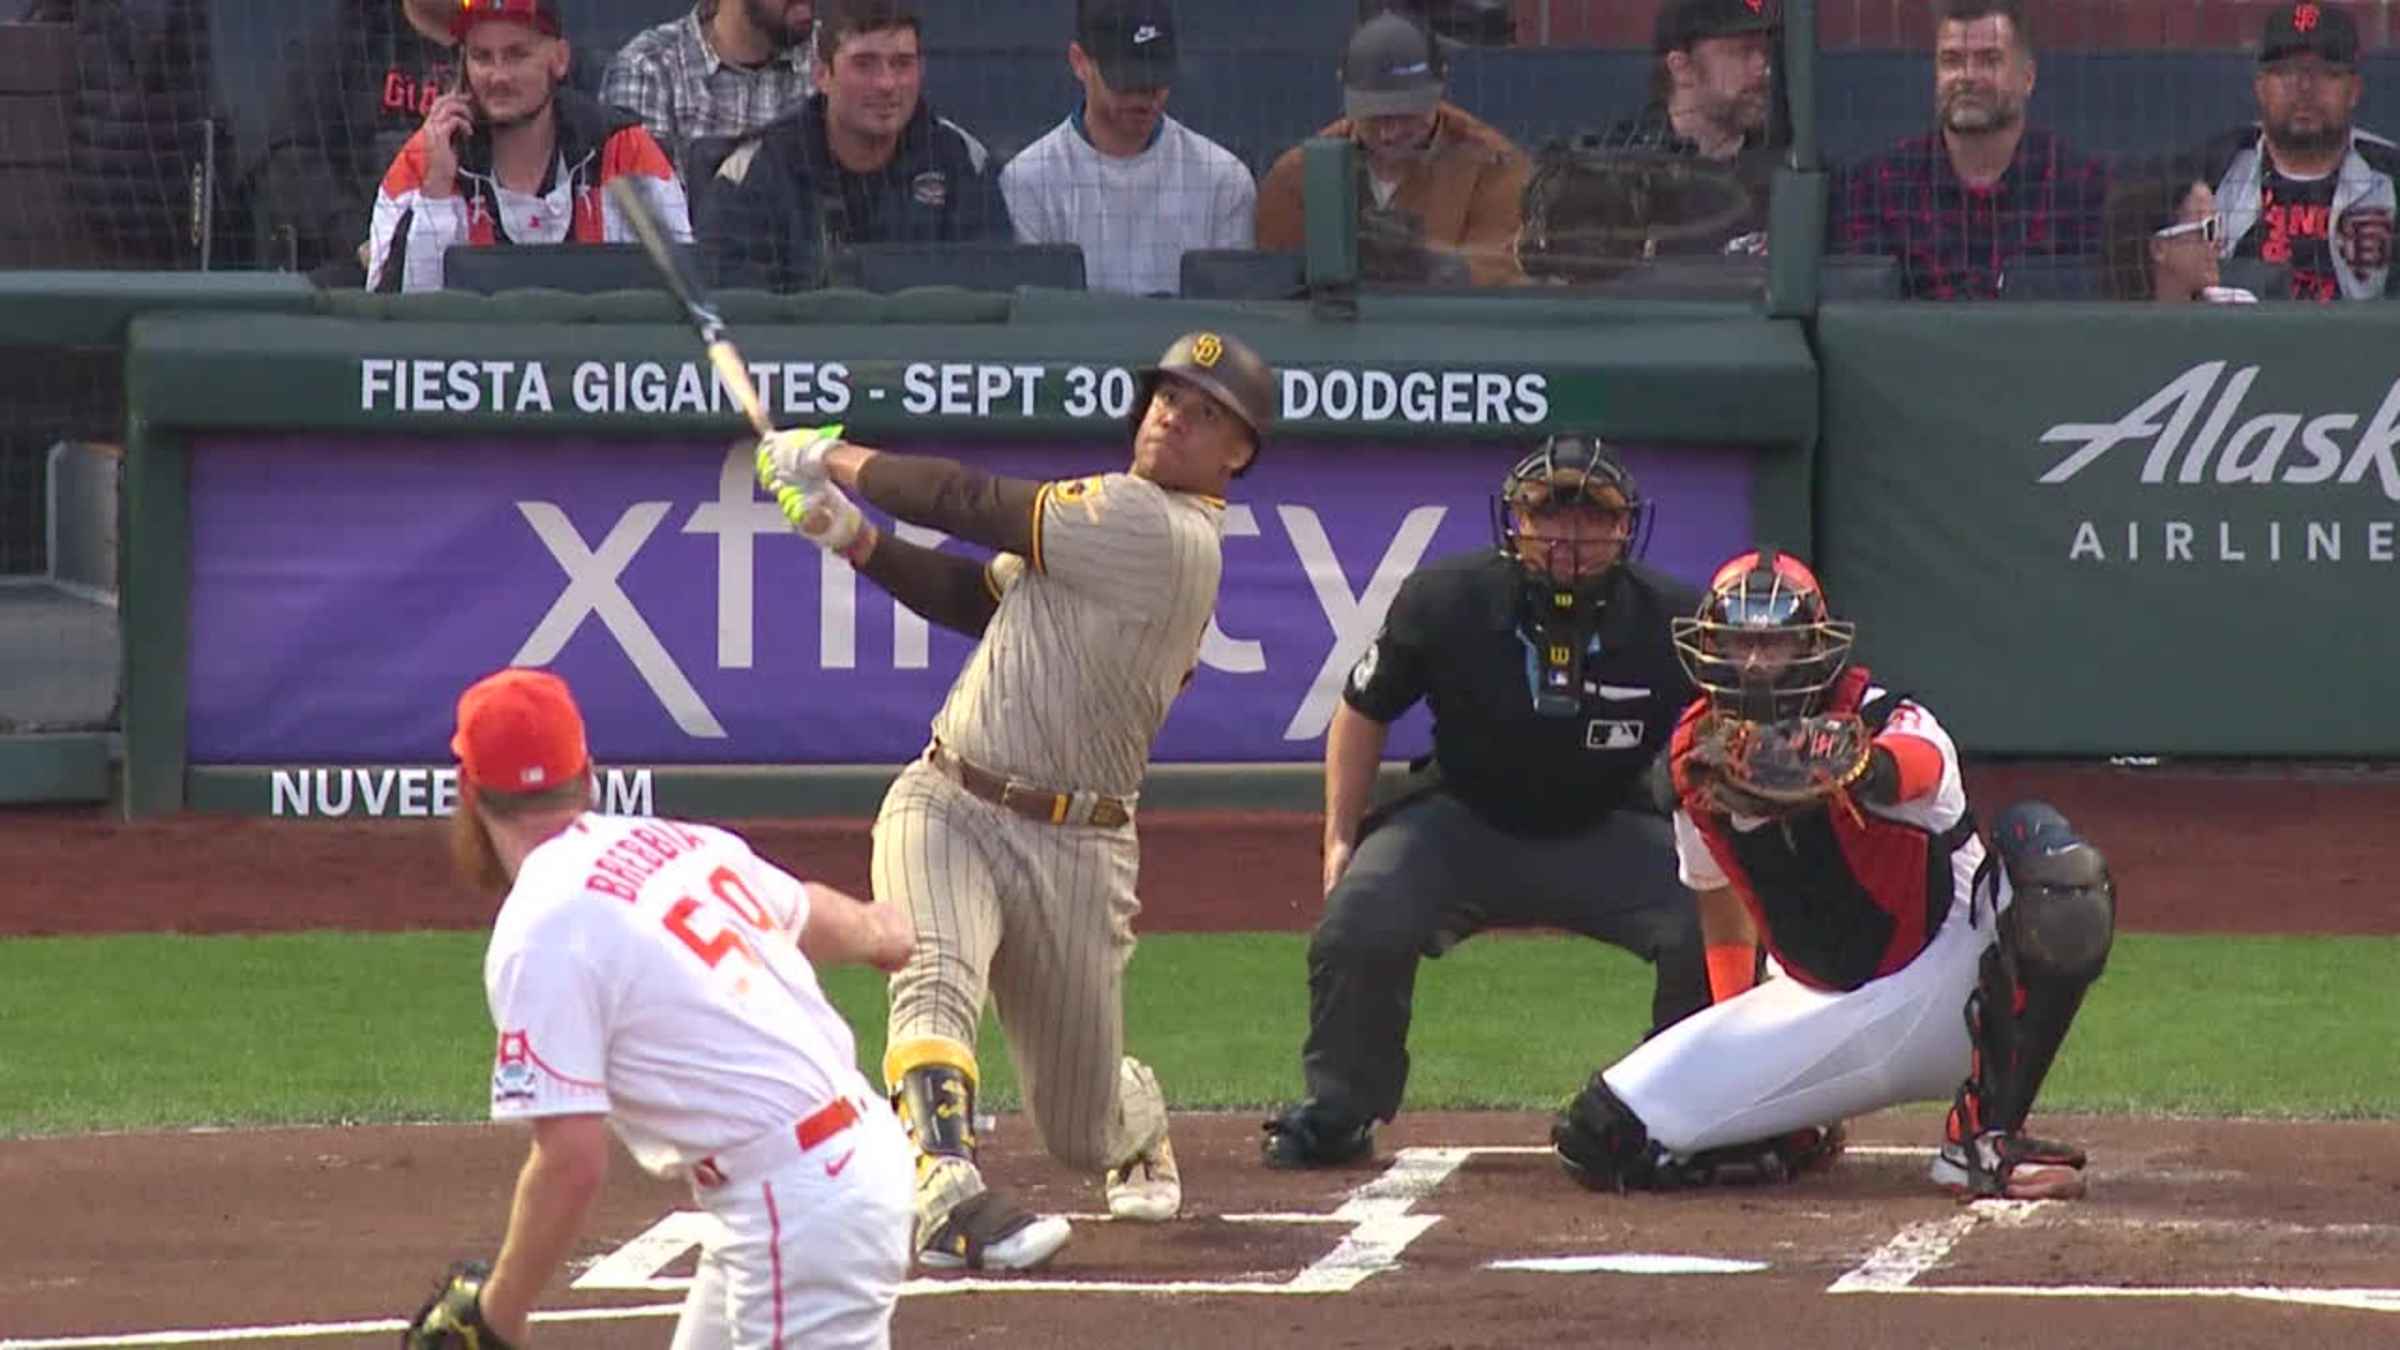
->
[873, 759, 1154, 1173]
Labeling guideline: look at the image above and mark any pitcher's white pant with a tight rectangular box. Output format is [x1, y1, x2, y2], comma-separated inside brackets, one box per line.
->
[670, 1097, 914, 1350]
[1606, 867, 2014, 1156]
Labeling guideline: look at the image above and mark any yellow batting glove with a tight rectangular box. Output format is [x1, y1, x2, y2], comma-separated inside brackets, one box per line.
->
[755, 423, 846, 494]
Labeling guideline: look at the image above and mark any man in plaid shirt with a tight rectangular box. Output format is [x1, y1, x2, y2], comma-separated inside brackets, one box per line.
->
[1830, 0, 2107, 299]
[602, 1, 816, 171]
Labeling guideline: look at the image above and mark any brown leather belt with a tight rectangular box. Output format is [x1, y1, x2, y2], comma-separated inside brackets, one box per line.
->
[930, 741, 1132, 828]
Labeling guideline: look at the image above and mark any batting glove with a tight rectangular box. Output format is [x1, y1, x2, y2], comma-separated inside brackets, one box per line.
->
[755, 423, 845, 493]
[772, 476, 871, 559]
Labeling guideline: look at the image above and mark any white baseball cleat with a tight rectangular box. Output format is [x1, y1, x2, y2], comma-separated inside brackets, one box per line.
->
[1105, 1133, 1182, 1222]
[917, 1191, 1074, 1271]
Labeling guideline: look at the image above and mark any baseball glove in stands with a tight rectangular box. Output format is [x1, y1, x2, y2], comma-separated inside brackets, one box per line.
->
[401, 1260, 516, 1350]
[1686, 712, 1874, 819]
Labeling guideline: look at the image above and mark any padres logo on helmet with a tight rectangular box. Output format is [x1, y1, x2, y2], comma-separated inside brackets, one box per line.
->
[1191, 334, 1224, 368]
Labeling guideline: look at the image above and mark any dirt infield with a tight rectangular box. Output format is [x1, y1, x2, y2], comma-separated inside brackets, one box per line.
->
[2, 1111, 2394, 1348]
[2, 761, 2398, 1346]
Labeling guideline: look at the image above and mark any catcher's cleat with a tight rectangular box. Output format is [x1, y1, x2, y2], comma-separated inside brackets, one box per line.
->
[1930, 1129, 2088, 1201]
[1261, 1103, 1374, 1170]
[916, 1190, 1073, 1272]
[1105, 1133, 1182, 1222]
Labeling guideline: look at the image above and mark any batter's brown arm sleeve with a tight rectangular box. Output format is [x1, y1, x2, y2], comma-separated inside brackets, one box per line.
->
[854, 453, 1041, 557]
[853, 531, 1002, 637]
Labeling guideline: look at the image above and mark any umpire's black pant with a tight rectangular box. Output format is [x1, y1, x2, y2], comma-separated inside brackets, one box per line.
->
[1302, 791, 1710, 1126]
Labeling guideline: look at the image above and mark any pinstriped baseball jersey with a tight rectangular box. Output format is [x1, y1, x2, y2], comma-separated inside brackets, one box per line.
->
[928, 472, 1226, 797]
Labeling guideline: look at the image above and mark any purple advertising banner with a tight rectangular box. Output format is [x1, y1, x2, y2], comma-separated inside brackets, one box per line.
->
[187, 436, 1756, 765]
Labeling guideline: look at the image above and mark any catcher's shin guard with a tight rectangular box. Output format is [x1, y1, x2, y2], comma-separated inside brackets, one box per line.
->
[1943, 803, 2114, 1198]
[1976, 802, 2116, 1133]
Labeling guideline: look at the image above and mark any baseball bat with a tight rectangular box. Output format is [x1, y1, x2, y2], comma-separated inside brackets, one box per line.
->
[604, 176, 774, 438]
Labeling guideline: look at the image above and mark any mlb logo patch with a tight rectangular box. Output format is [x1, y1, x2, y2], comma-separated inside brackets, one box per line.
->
[1585, 719, 1644, 750]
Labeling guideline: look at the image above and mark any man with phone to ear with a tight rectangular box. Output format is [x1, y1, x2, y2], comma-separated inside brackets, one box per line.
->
[367, 0, 692, 292]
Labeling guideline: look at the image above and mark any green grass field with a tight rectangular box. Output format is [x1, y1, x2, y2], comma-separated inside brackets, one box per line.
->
[0, 930, 2390, 1138]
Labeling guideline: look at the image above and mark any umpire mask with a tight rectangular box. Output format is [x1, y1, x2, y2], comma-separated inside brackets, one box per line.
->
[1497, 434, 1647, 717]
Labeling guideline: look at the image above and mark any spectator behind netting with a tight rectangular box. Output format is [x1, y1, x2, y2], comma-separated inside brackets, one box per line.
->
[1602, 0, 1777, 163]
[2100, 169, 2255, 304]
[2191, 2, 2397, 302]
[366, 0, 688, 292]
[998, 0, 1255, 296]
[48, 0, 216, 268]
[251, 2, 457, 284]
[600, 1, 816, 173]
[694, 0, 1010, 293]
[1828, 0, 2107, 300]
[1594, 0, 1781, 254]
[1256, 10, 1529, 286]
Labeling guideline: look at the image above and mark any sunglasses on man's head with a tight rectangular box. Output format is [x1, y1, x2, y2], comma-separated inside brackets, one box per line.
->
[2153, 216, 2221, 244]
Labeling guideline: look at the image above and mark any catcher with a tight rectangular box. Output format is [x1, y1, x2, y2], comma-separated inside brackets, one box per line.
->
[1551, 549, 2118, 1200]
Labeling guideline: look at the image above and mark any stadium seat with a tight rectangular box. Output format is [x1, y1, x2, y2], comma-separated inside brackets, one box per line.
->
[1819, 254, 1903, 301]
[1180, 249, 1306, 300]
[1995, 255, 2106, 301]
[827, 241, 1087, 293]
[441, 242, 666, 294]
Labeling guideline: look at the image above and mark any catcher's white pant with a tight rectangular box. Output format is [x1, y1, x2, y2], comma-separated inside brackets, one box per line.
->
[1605, 865, 2015, 1156]
[670, 1096, 914, 1350]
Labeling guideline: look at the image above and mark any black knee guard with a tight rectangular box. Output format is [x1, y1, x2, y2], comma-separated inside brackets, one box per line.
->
[1957, 802, 2117, 1135]
[1550, 1074, 1661, 1193]
[896, 1064, 979, 1162]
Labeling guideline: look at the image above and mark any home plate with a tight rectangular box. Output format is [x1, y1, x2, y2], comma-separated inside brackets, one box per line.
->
[1487, 1254, 1770, 1276]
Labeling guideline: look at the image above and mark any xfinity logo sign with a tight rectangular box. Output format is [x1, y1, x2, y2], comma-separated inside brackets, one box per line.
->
[2035, 362, 2400, 566]
[2038, 361, 2400, 496]
[512, 446, 1444, 740]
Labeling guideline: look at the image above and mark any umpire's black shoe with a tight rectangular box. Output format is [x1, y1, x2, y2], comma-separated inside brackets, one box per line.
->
[1261, 1102, 1375, 1169]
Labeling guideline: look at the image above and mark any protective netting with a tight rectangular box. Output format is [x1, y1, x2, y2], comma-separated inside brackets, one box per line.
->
[2, 0, 2396, 577]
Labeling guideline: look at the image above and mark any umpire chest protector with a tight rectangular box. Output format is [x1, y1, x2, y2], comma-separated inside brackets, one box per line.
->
[1674, 667, 1978, 991]
[1344, 554, 1697, 836]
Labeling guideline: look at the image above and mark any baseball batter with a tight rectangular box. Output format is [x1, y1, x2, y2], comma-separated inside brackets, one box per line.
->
[754, 331, 1276, 1270]
[1550, 551, 2117, 1199]
[403, 667, 918, 1350]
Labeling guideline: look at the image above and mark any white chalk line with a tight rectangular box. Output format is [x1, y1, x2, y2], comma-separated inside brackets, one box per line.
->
[15, 1141, 2399, 1345]
[2, 1147, 1472, 1347]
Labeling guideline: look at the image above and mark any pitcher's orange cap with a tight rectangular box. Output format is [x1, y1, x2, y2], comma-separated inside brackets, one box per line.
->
[452, 668, 588, 792]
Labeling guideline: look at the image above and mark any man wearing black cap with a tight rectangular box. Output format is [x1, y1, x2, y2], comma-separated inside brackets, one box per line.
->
[1256, 9, 1529, 285]
[1602, 0, 1779, 164]
[2195, 1, 2398, 301]
[999, 0, 1257, 296]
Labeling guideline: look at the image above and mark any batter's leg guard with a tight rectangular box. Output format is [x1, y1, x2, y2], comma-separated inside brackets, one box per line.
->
[1939, 802, 2115, 1200]
[1550, 1073, 1668, 1193]
[886, 1035, 981, 1163]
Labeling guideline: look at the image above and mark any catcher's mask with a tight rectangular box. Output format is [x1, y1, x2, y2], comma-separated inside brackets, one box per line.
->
[1673, 547, 1855, 721]
[1494, 433, 1649, 592]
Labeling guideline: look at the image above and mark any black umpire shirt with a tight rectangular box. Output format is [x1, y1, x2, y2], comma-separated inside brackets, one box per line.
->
[1344, 552, 1700, 837]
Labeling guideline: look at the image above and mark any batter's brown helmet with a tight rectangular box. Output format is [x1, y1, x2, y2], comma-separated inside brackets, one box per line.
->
[1132, 331, 1276, 472]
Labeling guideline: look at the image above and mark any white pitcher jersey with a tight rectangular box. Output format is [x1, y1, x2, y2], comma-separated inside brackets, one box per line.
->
[927, 472, 1226, 797]
[482, 812, 876, 1178]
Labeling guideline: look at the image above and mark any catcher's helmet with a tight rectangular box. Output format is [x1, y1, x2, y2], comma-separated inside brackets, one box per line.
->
[1493, 433, 1650, 587]
[1131, 331, 1276, 474]
[1672, 548, 1855, 720]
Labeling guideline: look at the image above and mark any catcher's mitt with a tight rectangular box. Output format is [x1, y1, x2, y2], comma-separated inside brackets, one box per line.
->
[1685, 712, 1874, 818]
[401, 1260, 516, 1350]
